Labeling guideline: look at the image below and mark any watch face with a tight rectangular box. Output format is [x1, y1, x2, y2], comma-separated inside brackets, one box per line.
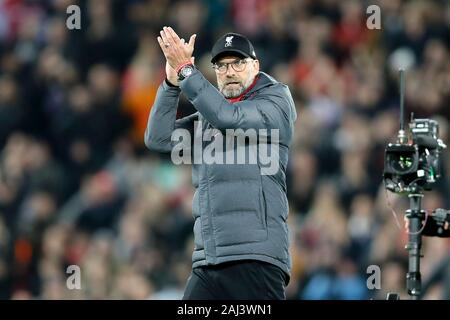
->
[181, 66, 193, 77]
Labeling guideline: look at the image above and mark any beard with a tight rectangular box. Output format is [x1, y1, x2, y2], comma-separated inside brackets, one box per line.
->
[219, 75, 254, 98]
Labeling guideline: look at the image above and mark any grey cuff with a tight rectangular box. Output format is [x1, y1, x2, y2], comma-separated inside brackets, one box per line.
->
[162, 78, 181, 92]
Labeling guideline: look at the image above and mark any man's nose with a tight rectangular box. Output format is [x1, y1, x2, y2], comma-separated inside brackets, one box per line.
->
[225, 65, 236, 76]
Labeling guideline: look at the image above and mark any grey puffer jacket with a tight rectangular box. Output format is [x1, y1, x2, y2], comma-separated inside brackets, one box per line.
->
[145, 69, 296, 281]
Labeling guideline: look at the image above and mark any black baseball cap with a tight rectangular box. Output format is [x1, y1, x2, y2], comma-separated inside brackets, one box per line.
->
[211, 32, 257, 63]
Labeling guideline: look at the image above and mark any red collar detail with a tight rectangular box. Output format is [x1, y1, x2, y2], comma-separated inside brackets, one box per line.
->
[226, 75, 259, 104]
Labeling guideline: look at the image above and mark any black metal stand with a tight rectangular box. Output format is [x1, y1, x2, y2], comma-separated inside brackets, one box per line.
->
[404, 193, 426, 299]
[387, 199, 450, 300]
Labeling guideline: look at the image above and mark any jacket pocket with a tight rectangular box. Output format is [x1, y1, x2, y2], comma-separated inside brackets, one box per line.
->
[259, 183, 268, 229]
[213, 211, 267, 246]
[209, 180, 268, 246]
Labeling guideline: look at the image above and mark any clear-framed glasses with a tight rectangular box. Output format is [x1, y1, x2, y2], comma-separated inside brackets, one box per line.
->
[212, 58, 252, 74]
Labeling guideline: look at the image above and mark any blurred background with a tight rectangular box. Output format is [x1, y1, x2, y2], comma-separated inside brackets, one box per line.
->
[0, 0, 449, 300]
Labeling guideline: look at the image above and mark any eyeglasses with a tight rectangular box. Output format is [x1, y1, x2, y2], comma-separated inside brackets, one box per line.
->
[212, 58, 252, 74]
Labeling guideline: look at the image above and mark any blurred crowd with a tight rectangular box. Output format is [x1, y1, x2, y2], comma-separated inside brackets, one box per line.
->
[0, 0, 449, 300]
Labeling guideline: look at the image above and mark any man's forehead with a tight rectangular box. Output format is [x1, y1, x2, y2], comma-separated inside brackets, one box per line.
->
[216, 56, 244, 63]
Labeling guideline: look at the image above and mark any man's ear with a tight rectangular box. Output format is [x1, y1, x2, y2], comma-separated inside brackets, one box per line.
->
[254, 59, 260, 72]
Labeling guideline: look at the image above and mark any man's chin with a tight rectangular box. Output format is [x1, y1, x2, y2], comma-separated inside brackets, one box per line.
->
[222, 88, 244, 99]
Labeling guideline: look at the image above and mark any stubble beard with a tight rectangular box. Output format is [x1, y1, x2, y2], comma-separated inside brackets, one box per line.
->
[219, 75, 254, 99]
